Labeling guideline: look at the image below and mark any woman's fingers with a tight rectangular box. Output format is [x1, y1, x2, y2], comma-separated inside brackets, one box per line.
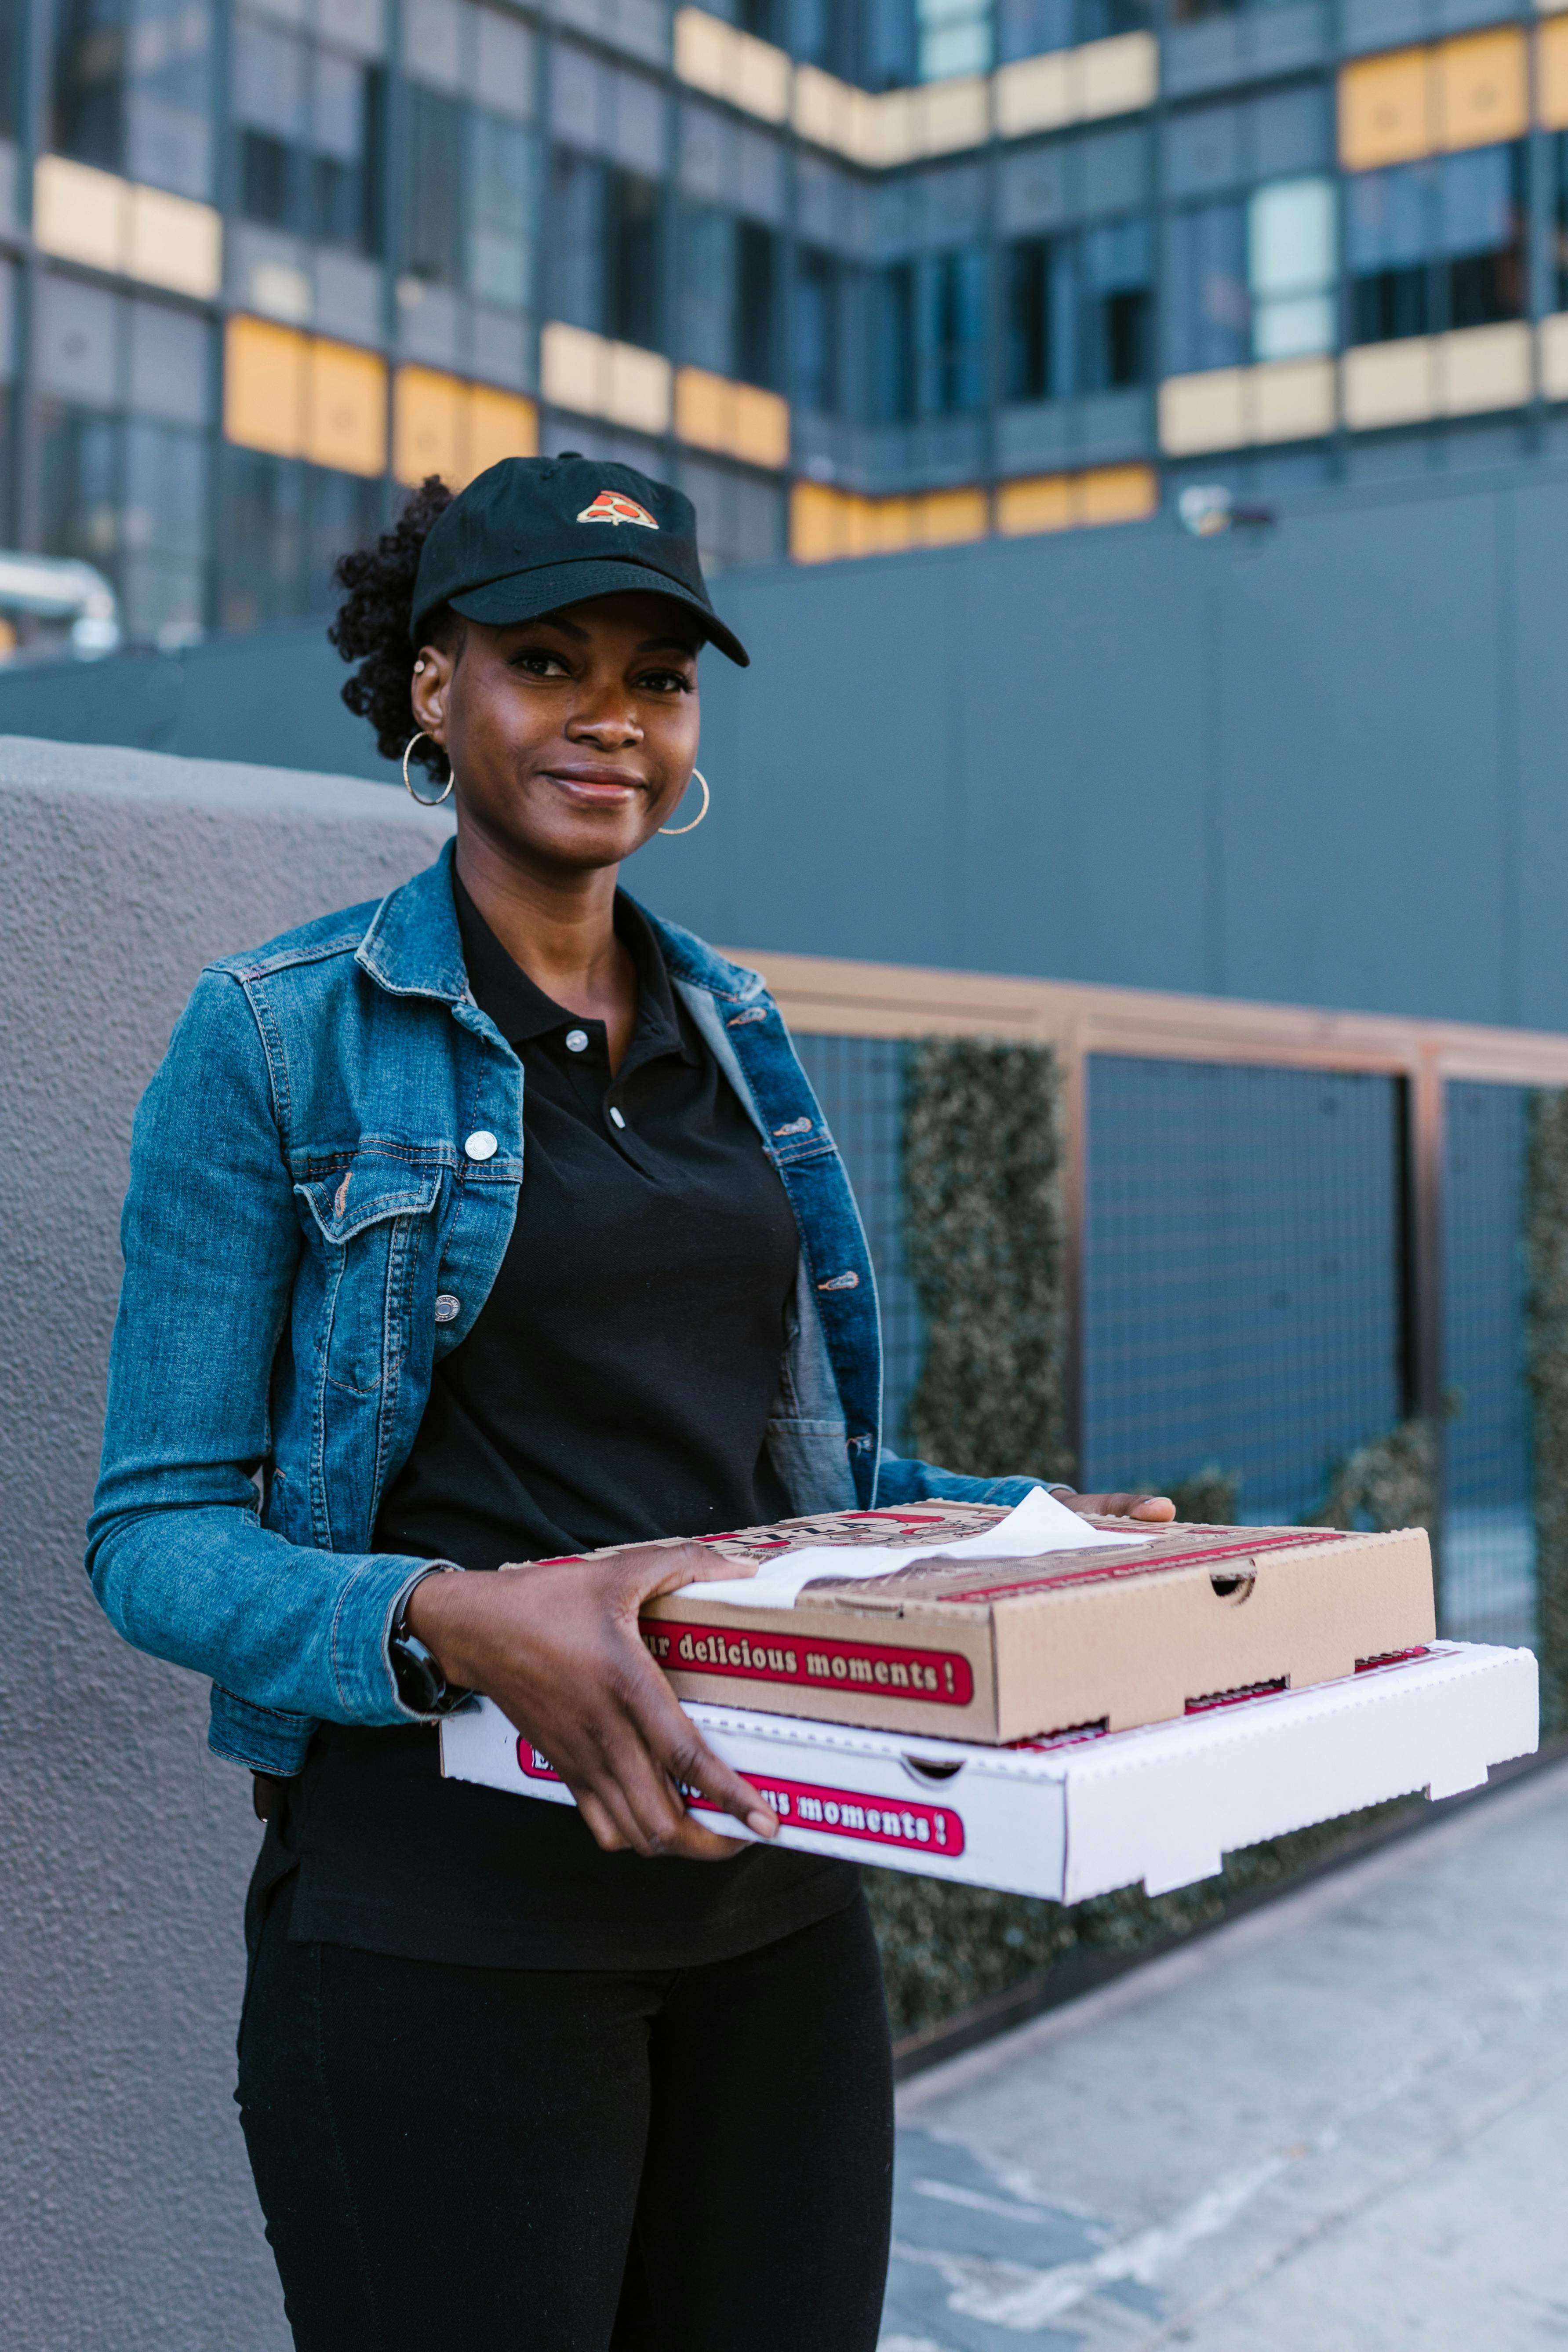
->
[633, 1668, 780, 1841]
[613, 1537, 757, 1604]
[1071, 1490, 1177, 1522]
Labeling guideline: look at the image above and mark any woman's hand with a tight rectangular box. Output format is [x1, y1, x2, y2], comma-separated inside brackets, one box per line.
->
[406, 1546, 779, 1863]
[1064, 1491, 1177, 1523]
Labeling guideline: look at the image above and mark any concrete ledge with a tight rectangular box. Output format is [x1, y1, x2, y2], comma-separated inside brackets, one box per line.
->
[0, 739, 450, 2352]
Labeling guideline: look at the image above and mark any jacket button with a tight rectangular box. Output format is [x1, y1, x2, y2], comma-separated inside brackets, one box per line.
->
[434, 1294, 461, 1324]
[464, 1130, 498, 1161]
[565, 1028, 589, 1052]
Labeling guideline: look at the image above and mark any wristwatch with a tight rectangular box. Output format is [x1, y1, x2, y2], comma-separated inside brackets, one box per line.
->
[389, 1571, 471, 1718]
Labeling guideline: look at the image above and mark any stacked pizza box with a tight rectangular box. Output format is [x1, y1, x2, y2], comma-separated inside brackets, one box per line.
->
[441, 1489, 1539, 1901]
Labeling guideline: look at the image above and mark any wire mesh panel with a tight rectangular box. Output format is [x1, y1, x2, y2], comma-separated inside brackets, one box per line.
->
[1081, 1057, 1405, 1522]
[789, 1034, 925, 1450]
[1441, 1081, 1536, 1648]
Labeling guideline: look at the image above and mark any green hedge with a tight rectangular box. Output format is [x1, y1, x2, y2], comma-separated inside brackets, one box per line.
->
[865, 1036, 1458, 2042]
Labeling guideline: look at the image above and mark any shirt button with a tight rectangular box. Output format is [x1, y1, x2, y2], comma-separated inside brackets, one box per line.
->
[434, 1293, 461, 1324]
[564, 1028, 589, 1053]
[464, 1130, 498, 1161]
[609, 1106, 626, 1129]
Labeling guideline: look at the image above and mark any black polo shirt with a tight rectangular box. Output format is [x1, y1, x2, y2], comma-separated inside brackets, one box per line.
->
[271, 877, 859, 1969]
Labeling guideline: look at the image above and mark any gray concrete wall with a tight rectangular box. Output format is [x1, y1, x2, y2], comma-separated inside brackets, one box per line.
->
[0, 740, 453, 2352]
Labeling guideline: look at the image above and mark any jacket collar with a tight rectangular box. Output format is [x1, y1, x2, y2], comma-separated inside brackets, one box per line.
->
[356, 839, 469, 1004]
[357, 837, 768, 1013]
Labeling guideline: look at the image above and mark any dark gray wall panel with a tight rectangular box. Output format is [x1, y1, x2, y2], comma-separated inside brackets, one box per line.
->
[5, 457, 1568, 1033]
[1217, 488, 1510, 1018]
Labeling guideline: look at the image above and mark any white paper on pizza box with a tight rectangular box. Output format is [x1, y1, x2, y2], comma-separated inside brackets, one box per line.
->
[440, 1642, 1539, 1903]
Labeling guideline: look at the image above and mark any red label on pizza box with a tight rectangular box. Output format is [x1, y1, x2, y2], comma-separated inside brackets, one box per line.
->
[513, 1739, 964, 1856]
[637, 1617, 974, 1704]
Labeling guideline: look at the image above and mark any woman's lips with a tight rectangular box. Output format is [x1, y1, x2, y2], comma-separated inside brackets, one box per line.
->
[542, 767, 644, 805]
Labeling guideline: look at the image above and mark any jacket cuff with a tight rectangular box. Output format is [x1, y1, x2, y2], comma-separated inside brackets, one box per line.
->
[329, 1553, 464, 1724]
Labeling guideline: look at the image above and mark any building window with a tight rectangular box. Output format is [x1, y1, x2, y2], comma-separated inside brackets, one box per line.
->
[1164, 198, 1249, 375]
[0, 0, 22, 139]
[218, 448, 382, 633]
[470, 112, 535, 309]
[1554, 132, 1568, 313]
[925, 250, 987, 414]
[873, 251, 987, 421]
[737, 219, 780, 390]
[35, 280, 211, 643]
[1248, 176, 1336, 361]
[794, 246, 841, 417]
[873, 262, 917, 423]
[679, 207, 779, 389]
[997, 0, 1148, 62]
[404, 85, 465, 285]
[550, 152, 661, 350]
[1007, 220, 1153, 404]
[235, 15, 384, 258]
[396, 1, 537, 311]
[1348, 143, 1525, 347]
[917, 0, 991, 84]
[52, 0, 215, 198]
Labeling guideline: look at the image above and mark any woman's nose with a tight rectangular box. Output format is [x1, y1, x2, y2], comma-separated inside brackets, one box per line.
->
[569, 709, 644, 747]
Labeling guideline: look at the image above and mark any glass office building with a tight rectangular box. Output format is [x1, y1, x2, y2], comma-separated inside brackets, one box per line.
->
[0, 0, 1564, 643]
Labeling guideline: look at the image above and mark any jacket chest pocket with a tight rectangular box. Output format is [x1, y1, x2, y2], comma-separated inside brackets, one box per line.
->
[297, 1158, 444, 1399]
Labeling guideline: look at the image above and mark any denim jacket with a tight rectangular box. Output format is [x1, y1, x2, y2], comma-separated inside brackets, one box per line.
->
[88, 841, 1044, 1776]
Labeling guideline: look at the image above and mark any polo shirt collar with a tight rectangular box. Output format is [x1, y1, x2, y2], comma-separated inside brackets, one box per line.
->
[452, 873, 695, 1065]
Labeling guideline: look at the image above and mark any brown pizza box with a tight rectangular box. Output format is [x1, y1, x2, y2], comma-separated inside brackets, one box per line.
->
[566, 1502, 1437, 1745]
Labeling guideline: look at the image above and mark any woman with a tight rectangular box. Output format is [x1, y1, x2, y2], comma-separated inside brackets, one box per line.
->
[88, 454, 1173, 2351]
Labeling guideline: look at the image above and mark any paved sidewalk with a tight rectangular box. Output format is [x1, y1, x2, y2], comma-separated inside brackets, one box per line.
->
[882, 1758, 1568, 2351]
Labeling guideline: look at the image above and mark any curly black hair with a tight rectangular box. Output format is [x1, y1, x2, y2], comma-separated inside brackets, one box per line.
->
[329, 476, 458, 780]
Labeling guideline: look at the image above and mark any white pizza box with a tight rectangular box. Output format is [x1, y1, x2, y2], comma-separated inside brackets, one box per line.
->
[440, 1640, 1539, 1903]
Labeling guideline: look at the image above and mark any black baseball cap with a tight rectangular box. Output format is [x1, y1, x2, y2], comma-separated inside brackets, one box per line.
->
[409, 453, 749, 666]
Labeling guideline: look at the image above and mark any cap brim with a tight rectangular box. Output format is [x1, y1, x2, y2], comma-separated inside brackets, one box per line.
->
[447, 558, 749, 666]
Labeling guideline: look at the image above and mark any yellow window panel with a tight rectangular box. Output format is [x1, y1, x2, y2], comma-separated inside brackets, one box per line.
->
[604, 340, 672, 435]
[867, 498, 915, 553]
[1539, 16, 1568, 129]
[996, 474, 1074, 535]
[731, 24, 792, 122]
[1437, 27, 1526, 151]
[731, 383, 790, 469]
[33, 154, 126, 273]
[993, 50, 1072, 138]
[394, 365, 464, 487]
[1540, 312, 1568, 402]
[126, 184, 222, 299]
[1251, 355, 1337, 444]
[309, 339, 387, 477]
[1158, 368, 1248, 456]
[673, 7, 731, 98]
[1075, 30, 1158, 123]
[225, 316, 307, 459]
[1339, 49, 1433, 170]
[915, 488, 988, 545]
[1078, 464, 1157, 525]
[790, 482, 851, 562]
[675, 366, 731, 453]
[1438, 319, 1532, 415]
[467, 386, 538, 480]
[1341, 337, 1437, 430]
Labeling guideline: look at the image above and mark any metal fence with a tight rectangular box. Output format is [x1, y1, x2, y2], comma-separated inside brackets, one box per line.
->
[773, 956, 1568, 1654]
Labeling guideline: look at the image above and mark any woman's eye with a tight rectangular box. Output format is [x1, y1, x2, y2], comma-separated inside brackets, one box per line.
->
[639, 668, 690, 694]
[516, 650, 571, 677]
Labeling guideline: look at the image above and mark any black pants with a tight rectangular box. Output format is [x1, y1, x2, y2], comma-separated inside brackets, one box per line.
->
[237, 1875, 894, 2352]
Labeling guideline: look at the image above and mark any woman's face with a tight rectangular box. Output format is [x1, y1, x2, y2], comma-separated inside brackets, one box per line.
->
[409, 589, 703, 875]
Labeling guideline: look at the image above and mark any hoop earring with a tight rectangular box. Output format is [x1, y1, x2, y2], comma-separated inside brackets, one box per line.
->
[403, 731, 455, 807]
[659, 768, 709, 836]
